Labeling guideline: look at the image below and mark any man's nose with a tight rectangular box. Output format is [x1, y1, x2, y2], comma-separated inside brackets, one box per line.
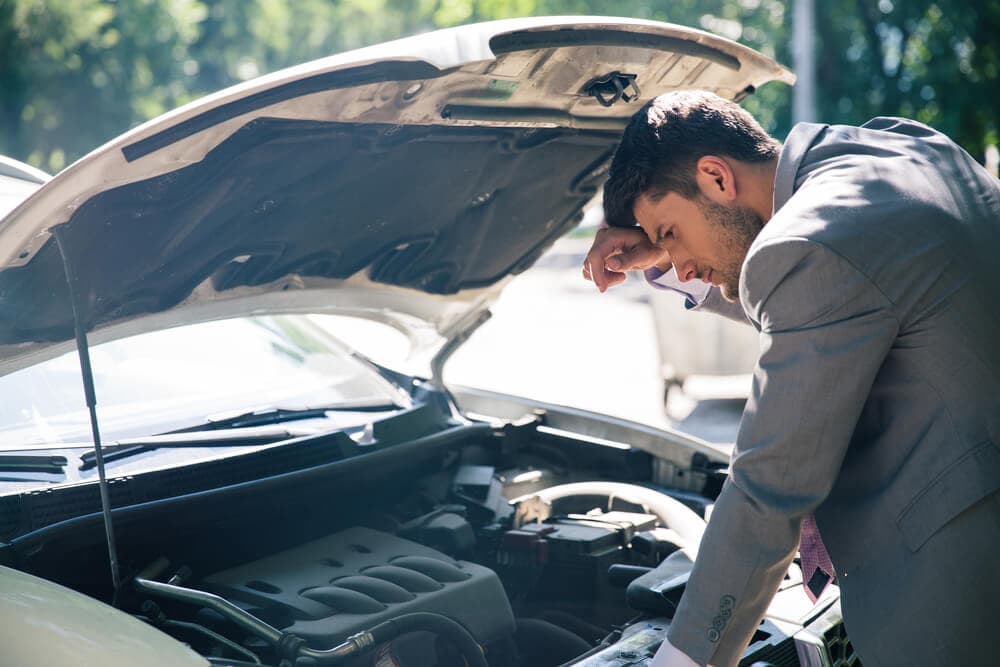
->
[672, 252, 698, 282]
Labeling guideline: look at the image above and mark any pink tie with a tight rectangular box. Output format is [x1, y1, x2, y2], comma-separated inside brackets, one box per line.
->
[799, 515, 835, 603]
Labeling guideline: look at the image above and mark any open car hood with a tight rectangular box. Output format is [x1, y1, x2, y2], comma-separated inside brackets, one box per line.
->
[0, 16, 793, 376]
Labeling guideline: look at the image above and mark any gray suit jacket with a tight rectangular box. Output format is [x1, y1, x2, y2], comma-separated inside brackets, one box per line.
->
[669, 118, 1000, 666]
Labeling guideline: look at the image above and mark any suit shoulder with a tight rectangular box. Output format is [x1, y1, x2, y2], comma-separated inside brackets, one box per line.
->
[740, 237, 893, 332]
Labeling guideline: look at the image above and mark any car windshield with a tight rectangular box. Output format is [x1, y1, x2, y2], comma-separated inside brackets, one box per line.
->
[0, 315, 402, 449]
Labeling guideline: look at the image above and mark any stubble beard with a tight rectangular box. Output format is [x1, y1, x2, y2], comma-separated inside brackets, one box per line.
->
[698, 198, 765, 303]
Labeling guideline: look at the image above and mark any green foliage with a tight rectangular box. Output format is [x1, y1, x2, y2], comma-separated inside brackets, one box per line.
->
[813, 0, 1000, 160]
[0, 0, 996, 173]
[0, 0, 205, 171]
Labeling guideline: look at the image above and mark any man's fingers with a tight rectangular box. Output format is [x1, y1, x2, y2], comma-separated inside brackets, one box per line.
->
[603, 271, 627, 290]
[583, 247, 613, 292]
[607, 244, 669, 272]
[586, 258, 623, 293]
[582, 226, 666, 292]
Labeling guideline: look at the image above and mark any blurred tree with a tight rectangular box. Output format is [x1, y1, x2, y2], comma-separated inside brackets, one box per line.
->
[814, 0, 999, 161]
[0, 0, 205, 172]
[0, 0, 995, 172]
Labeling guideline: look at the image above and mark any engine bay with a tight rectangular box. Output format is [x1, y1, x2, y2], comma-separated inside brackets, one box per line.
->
[1, 400, 851, 667]
[131, 470, 712, 667]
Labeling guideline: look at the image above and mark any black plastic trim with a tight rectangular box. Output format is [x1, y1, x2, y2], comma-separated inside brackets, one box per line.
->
[7, 423, 491, 552]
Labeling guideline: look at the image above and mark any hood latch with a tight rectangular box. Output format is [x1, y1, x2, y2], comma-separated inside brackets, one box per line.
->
[584, 71, 641, 108]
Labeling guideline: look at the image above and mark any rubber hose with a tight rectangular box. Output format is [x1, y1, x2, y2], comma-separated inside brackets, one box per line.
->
[511, 481, 707, 554]
[367, 612, 488, 667]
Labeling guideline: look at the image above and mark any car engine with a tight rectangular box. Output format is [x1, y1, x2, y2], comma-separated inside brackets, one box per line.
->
[4, 403, 856, 667]
[130, 469, 703, 666]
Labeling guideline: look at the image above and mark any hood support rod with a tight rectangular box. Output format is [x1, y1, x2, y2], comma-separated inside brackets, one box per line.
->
[53, 227, 122, 595]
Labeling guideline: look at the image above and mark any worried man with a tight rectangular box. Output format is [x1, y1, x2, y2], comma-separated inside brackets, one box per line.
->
[584, 91, 1000, 666]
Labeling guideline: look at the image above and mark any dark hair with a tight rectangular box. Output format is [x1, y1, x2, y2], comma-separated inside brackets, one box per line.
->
[603, 90, 779, 227]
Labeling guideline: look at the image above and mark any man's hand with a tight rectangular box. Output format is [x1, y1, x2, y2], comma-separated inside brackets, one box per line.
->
[649, 638, 715, 667]
[582, 226, 669, 292]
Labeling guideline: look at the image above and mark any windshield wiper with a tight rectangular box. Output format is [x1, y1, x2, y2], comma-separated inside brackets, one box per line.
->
[79, 424, 319, 470]
[55, 404, 401, 470]
[0, 454, 67, 474]
[190, 402, 402, 432]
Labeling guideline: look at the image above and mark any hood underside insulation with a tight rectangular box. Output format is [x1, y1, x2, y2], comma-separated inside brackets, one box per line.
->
[0, 118, 616, 345]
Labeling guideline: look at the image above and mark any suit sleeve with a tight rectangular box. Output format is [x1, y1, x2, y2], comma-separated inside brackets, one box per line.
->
[666, 238, 899, 666]
[689, 286, 751, 324]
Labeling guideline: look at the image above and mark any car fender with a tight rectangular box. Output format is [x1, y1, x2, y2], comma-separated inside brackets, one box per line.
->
[0, 565, 208, 667]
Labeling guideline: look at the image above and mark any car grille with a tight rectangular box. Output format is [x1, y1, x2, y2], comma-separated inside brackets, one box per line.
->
[824, 622, 862, 667]
[739, 637, 799, 667]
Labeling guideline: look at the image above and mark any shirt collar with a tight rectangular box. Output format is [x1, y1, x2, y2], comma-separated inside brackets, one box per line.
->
[771, 122, 828, 214]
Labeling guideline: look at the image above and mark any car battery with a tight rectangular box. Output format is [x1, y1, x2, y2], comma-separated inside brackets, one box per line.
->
[497, 510, 659, 617]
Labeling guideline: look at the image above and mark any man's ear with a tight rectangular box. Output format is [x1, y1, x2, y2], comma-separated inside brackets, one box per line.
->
[695, 156, 737, 204]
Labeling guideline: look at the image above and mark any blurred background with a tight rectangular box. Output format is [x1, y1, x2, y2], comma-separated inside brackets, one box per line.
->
[2, 0, 998, 442]
[3, 0, 999, 173]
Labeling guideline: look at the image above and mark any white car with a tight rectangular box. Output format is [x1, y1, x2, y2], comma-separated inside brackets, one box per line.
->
[0, 17, 855, 667]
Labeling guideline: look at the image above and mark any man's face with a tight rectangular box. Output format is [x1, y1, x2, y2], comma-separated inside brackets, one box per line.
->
[633, 191, 764, 301]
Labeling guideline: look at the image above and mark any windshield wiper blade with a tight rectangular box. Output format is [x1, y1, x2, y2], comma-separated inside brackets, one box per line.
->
[79, 444, 148, 470]
[0, 454, 68, 474]
[192, 402, 401, 432]
[78, 424, 318, 470]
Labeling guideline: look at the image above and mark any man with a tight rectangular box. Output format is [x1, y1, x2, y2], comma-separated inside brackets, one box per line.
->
[584, 91, 1000, 666]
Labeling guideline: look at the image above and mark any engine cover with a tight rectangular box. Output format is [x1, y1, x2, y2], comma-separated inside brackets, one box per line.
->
[200, 526, 515, 648]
